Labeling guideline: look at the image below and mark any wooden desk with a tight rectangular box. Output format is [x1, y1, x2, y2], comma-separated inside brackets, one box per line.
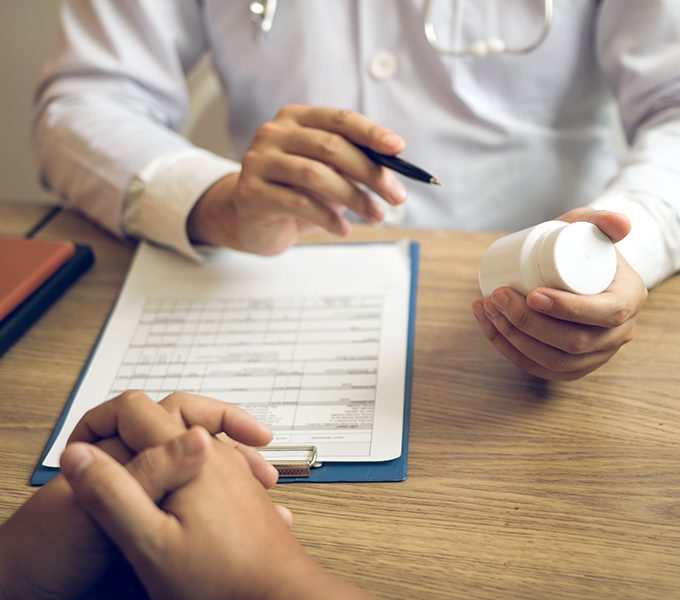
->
[1, 209, 679, 599]
[0, 201, 52, 237]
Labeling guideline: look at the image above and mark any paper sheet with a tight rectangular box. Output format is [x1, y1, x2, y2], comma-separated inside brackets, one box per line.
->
[43, 241, 412, 467]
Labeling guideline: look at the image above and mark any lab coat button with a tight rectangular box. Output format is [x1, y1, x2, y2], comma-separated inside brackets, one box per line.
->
[369, 51, 397, 81]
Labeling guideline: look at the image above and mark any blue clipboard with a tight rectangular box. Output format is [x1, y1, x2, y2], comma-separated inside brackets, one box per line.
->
[31, 241, 419, 486]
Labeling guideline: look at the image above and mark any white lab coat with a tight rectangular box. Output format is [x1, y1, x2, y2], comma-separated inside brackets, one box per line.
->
[34, 0, 680, 287]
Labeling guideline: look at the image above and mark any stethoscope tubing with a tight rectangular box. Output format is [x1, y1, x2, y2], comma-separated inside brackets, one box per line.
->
[249, 0, 554, 58]
[423, 0, 553, 57]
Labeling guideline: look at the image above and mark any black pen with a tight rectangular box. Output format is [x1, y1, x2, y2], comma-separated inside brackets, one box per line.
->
[356, 144, 441, 186]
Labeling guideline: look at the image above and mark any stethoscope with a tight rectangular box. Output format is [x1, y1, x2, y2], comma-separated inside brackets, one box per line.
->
[249, 0, 554, 58]
[249, 0, 277, 35]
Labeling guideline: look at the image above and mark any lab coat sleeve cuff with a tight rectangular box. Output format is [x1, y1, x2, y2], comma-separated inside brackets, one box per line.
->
[123, 148, 241, 261]
[588, 192, 680, 289]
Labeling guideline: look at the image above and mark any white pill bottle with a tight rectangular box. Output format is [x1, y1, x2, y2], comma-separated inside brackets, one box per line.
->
[478, 221, 617, 297]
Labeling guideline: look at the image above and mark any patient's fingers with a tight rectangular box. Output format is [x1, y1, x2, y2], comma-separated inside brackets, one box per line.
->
[160, 392, 272, 447]
[60, 441, 181, 566]
[69, 390, 272, 452]
[124, 426, 214, 502]
[69, 390, 183, 450]
[233, 443, 279, 489]
[275, 504, 294, 527]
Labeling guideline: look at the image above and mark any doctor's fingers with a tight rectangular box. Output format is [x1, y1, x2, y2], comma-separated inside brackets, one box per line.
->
[70, 390, 272, 455]
[278, 128, 407, 206]
[275, 104, 406, 155]
[483, 288, 636, 355]
[255, 151, 388, 224]
[236, 176, 352, 237]
[472, 302, 615, 381]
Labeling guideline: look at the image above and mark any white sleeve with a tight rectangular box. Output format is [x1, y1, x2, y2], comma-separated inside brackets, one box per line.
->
[589, 192, 680, 289]
[593, 0, 680, 288]
[33, 0, 216, 242]
[124, 149, 240, 261]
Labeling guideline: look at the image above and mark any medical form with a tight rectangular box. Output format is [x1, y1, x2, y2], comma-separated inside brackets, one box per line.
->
[43, 241, 413, 468]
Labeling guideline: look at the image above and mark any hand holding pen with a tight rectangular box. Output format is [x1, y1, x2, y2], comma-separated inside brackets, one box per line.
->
[188, 105, 440, 256]
[355, 145, 440, 186]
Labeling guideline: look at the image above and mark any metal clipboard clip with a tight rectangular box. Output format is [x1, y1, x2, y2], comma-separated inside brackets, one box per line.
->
[258, 445, 322, 478]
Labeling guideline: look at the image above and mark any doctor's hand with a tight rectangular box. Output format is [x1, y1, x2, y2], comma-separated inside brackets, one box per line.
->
[0, 391, 278, 600]
[472, 209, 648, 381]
[187, 104, 408, 256]
[61, 422, 369, 600]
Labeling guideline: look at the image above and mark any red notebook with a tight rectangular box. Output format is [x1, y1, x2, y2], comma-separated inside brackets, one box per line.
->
[0, 238, 75, 321]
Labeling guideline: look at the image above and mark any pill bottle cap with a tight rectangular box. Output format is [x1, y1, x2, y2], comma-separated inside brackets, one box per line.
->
[536, 222, 617, 295]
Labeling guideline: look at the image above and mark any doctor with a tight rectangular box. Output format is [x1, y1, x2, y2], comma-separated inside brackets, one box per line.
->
[34, 1, 680, 380]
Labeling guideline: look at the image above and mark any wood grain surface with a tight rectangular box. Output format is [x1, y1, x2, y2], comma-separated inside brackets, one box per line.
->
[0, 201, 51, 237]
[1, 209, 679, 599]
